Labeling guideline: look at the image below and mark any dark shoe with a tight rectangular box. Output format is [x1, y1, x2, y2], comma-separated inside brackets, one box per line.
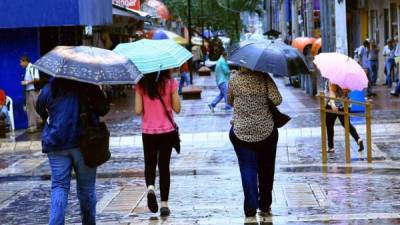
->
[160, 207, 170, 217]
[358, 140, 364, 152]
[258, 207, 272, 217]
[244, 208, 257, 217]
[327, 148, 335, 153]
[390, 91, 399, 97]
[147, 190, 158, 213]
[367, 93, 377, 97]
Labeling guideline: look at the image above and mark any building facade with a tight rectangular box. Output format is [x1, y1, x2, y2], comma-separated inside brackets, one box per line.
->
[0, 0, 152, 129]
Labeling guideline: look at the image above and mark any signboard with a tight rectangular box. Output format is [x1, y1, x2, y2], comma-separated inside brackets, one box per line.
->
[112, 0, 140, 10]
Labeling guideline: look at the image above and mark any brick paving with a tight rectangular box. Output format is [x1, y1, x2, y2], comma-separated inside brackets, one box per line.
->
[1, 74, 400, 224]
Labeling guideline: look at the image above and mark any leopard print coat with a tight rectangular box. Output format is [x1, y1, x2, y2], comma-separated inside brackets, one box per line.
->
[228, 70, 282, 143]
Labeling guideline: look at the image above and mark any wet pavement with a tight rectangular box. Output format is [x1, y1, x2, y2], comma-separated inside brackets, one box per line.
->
[1, 74, 400, 224]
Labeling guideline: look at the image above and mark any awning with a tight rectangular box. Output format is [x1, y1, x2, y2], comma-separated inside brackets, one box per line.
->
[112, 5, 151, 22]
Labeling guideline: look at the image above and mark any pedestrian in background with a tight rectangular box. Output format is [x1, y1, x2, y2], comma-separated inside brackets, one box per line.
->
[325, 82, 364, 153]
[20, 56, 42, 133]
[0, 88, 10, 126]
[0, 88, 10, 136]
[135, 70, 181, 217]
[357, 40, 376, 97]
[228, 68, 282, 218]
[191, 45, 203, 72]
[208, 52, 232, 112]
[391, 37, 400, 96]
[383, 39, 395, 88]
[178, 62, 190, 95]
[36, 78, 109, 225]
[368, 40, 379, 86]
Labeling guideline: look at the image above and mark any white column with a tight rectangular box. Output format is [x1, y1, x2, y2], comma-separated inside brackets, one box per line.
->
[335, 0, 348, 55]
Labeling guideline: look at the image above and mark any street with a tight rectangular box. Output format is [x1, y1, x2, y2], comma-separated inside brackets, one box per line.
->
[2, 73, 400, 225]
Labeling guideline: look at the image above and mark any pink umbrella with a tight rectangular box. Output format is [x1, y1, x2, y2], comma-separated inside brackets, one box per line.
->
[314, 52, 369, 91]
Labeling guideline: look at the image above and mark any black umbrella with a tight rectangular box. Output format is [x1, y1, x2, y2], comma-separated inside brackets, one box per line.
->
[263, 29, 281, 38]
[229, 41, 310, 77]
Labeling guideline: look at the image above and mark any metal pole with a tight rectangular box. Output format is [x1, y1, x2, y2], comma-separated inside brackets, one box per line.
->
[188, 0, 193, 84]
[201, 0, 204, 46]
[344, 99, 351, 164]
[319, 92, 327, 164]
[365, 99, 372, 163]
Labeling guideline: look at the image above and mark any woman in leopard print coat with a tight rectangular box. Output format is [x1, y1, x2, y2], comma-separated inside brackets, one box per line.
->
[228, 69, 282, 218]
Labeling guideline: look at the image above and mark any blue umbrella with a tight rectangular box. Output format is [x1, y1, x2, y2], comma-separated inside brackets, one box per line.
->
[152, 29, 169, 40]
[114, 39, 192, 74]
[33, 46, 142, 85]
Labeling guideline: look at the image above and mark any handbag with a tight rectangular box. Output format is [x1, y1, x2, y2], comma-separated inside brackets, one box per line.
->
[266, 76, 291, 128]
[157, 94, 181, 154]
[268, 100, 291, 128]
[79, 97, 111, 168]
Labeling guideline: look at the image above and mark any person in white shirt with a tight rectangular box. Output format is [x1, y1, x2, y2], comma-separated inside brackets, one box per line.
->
[383, 39, 395, 88]
[20, 56, 42, 133]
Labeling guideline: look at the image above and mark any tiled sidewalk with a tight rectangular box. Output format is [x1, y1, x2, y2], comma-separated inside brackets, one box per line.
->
[2, 74, 400, 224]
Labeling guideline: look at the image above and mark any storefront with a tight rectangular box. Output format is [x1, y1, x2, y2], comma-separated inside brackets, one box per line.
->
[365, 0, 400, 84]
[0, 0, 112, 129]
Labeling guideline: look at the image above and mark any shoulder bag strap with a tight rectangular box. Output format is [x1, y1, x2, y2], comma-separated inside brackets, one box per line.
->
[157, 93, 178, 129]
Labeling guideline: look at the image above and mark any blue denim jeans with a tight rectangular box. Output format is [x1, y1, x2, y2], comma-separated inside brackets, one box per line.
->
[395, 81, 400, 94]
[178, 72, 190, 95]
[47, 148, 97, 225]
[211, 82, 231, 109]
[229, 127, 278, 213]
[385, 58, 395, 88]
[0, 106, 9, 126]
[368, 60, 378, 85]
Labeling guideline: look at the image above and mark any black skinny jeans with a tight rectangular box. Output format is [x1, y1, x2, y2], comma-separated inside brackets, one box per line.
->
[142, 131, 174, 201]
[326, 105, 360, 149]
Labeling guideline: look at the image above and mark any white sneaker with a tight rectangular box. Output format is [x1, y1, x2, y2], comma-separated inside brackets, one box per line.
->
[208, 104, 215, 113]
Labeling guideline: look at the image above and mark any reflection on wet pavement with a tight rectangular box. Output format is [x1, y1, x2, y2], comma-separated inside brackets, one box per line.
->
[1, 75, 400, 224]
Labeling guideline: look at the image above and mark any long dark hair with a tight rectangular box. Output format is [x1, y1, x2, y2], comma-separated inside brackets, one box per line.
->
[51, 78, 86, 97]
[138, 70, 171, 99]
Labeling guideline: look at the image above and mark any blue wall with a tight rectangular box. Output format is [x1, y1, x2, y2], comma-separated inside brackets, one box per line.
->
[79, 0, 113, 26]
[0, 0, 112, 28]
[0, 28, 40, 129]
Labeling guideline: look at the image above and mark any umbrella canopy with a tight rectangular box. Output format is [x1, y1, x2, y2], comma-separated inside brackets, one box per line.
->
[33, 46, 142, 85]
[146, 0, 170, 20]
[292, 37, 316, 54]
[229, 41, 310, 77]
[152, 29, 188, 45]
[263, 29, 281, 38]
[314, 52, 368, 91]
[311, 38, 322, 56]
[114, 39, 193, 74]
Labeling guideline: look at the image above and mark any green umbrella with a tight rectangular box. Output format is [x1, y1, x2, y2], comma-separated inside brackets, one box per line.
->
[113, 39, 193, 74]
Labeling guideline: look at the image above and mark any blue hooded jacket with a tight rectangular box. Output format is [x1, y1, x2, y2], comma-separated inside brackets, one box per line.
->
[36, 79, 109, 153]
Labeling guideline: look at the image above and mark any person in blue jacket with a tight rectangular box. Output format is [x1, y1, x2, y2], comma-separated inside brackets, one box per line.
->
[36, 78, 109, 225]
